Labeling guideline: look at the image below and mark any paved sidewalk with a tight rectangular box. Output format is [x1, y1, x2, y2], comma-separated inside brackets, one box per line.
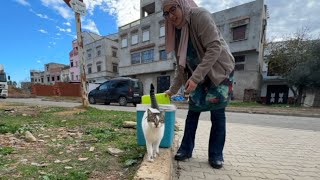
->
[173, 118, 320, 180]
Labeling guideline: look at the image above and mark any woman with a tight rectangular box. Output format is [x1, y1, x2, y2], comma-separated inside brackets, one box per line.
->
[162, 0, 235, 169]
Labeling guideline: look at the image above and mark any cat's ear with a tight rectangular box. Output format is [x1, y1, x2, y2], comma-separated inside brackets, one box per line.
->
[147, 109, 154, 120]
[159, 112, 165, 123]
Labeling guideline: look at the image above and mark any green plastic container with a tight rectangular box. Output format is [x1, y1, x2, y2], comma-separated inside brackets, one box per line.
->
[136, 104, 176, 148]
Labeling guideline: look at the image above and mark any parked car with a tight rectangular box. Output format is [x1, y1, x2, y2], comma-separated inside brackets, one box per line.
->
[88, 77, 143, 106]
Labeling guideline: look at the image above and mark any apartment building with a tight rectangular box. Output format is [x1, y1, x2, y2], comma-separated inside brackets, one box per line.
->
[118, 0, 267, 99]
[30, 70, 43, 84]
[118, 0, 175, 94]
[69, 32, 103, 83]
[213, 0, 267, 100]
[84, 34, 119, 83]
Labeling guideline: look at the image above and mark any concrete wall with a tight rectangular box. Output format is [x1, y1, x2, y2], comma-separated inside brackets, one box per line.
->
[303, 88, 320, 107]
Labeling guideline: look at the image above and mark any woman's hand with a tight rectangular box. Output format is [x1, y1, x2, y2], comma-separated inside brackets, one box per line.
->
[185, 79, 197, 93]
[164, 90, 173, 97]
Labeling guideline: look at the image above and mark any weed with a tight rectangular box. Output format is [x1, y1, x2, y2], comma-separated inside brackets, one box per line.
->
[0, 147, 14, 155]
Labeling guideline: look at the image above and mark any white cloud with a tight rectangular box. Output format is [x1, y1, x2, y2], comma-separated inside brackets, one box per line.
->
[29, 9, 54, 21]
[40, 0, 73, 20]
[56, 33, 61, 36]
[49, 42, 56, 45]
[82, 19, 100, 35]
[39, 29, 48, 34]
[37, 60, 41, 64]
[64, 22, 71, 26]
[56, 26, 71, 33]
[82, 0, 140, 27]
[15, 0, 31, 7]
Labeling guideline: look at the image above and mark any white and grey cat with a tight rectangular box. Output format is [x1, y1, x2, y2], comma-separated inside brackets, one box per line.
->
[142, 83, 165, 162]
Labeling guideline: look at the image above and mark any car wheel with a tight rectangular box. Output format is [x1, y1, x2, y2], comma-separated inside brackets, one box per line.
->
[119, 96, 127, 106]
[89, 96, 96, 104]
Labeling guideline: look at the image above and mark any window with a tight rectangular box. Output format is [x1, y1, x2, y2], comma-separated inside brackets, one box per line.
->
[141, 49, 154, 63]
[88, 65, 92, 74]
[121, 37, 128, 48]
[131, 34, 138, 45]
[31, 78, 34, 82]
[143, 30, 150, 42]
[112, 51, 117, 57]
[160, 25, 165, 37]
[113, 63, 118, 73]
[100, 82, 109, 90]
[71, 73, 74, 81]
[76, 75, 79, 80]
[159, 50, 167, 60]
[131, 52, 141, 64]
[234, 55, 245, 71]
[52, 76, 55, 81]
[57, 76, 60, 81]
[87, 49, 92, 58]
[96, 62, 102, 72]
[47, 76, 50, 82]
[41, 78, 44, 83]
[96, 46, 101, 57]
[232, 25, 247, 41]
[71, 60, 74, 67]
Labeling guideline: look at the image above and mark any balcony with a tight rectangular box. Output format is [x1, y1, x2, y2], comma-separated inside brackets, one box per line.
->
[119, 59, 175, 76]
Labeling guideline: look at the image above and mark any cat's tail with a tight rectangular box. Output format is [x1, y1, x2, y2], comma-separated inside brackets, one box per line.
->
[150, 83, 159, 110]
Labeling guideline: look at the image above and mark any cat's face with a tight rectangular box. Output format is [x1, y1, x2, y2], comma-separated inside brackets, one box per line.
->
[147, 109, 165, 128]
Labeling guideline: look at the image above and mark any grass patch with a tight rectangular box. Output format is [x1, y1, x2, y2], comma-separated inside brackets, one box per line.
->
[0, 124, 20, 134]
[0, 103, 143, 179]
[0, 147, 14, 156]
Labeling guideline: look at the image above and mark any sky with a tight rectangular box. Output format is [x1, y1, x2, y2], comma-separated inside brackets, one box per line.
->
[0, 0, 319, 84]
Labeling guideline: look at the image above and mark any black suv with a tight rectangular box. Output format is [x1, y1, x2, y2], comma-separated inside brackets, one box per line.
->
[88, 77, 143, 106]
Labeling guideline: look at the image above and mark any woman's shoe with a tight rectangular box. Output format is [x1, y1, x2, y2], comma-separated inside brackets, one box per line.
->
[174, 152, 190, 161]
[209, 160, 223, 169]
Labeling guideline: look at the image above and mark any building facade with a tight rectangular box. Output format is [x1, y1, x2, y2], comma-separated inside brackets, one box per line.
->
[213, 0, 267, 100]
[118, 0, 175, 94]
[118, 0, 267, 98]
[84, 35, 120, 83]
[30, 70, 44, 84]
[69, 32, 103, 83]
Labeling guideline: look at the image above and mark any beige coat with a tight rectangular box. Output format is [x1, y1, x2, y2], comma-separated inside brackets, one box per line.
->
[169, 7, 235, 94]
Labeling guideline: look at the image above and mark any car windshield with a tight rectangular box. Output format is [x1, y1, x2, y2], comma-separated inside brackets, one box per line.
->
[133, 81, 139, 89]
[0, 74, 6, 82]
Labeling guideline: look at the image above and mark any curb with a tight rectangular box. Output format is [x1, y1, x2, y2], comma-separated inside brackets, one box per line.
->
[134, 147, 173, 180]
[174, 104, 320, 118]
[133, 119, 185, 180]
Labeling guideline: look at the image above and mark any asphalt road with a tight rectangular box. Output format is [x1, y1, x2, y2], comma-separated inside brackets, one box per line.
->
[2, 98, 320, 132]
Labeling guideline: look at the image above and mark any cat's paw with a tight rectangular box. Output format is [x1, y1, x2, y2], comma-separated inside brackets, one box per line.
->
[153, 153, 157, 158]
[147, 157, 154, 162]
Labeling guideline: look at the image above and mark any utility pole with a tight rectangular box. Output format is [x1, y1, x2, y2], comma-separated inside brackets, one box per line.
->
[63, 0, 89, 108]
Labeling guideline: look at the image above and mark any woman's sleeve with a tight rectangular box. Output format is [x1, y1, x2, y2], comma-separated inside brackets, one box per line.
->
[168, 63, 184, 95]
[189, 9, 222, 84]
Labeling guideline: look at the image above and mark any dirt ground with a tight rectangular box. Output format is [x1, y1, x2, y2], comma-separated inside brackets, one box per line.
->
[0, 102, 144, 180]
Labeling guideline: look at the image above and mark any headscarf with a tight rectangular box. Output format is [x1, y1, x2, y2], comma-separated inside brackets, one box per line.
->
[161, 0, 198, 68]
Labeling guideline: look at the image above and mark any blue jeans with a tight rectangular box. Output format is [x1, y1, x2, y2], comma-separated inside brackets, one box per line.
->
[177, 108, 226, 161]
